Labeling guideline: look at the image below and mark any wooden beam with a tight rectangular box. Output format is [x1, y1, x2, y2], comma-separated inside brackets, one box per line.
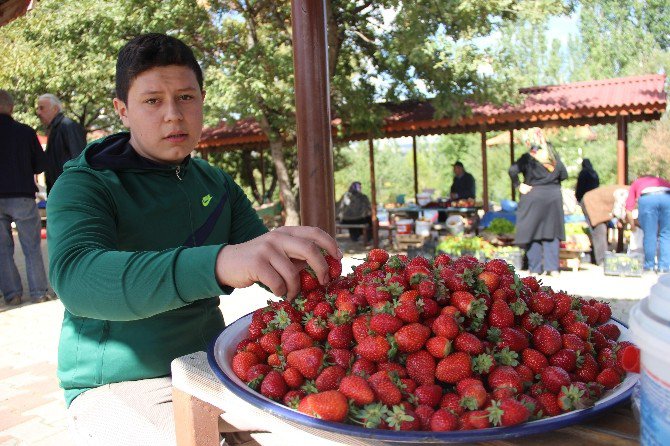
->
[260, 146, 266, 202]
[368, 138, 379, 248]
[173, 388, 222, 446]
[510, 129, 516, 201]
[291, 0, 335, 234]
[481, 130, 489, 211]
[617, 116, 629, 185]
[412, 135, 419, 204]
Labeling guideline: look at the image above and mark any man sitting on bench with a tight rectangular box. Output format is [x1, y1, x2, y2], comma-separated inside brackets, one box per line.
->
[336, 181, 372, 243]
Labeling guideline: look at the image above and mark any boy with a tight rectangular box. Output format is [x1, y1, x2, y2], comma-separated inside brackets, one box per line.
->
[47, 33, 340, 445]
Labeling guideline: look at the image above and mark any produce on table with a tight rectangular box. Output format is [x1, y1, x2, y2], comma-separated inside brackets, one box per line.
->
[230, 249, 635, 432]
[435, 236, 495, 259]
[486, 218, 515, 235]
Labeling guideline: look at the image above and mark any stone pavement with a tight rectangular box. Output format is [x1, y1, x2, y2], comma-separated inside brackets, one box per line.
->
[0, 233, 662, 445]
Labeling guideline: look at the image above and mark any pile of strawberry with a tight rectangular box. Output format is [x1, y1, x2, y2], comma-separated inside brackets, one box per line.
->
[231, 249, 639, 432]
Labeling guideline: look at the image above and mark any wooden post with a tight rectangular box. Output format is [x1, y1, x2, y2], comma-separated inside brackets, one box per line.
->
[173, 388, 222, 446]
[481, 130, 489, 211]
[412, 135, 419, 204]
[617, 116, 629, 185]
[259, 146, 266, 203]
[368, 138, 379, 248]
[291, 0, 335, 235]
[510, 129, 516, 201]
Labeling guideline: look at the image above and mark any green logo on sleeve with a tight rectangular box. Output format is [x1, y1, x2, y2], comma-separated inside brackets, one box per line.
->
[202, 194, 212, 207]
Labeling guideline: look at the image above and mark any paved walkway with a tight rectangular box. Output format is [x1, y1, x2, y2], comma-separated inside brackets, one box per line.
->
[0, 233, 661, 444]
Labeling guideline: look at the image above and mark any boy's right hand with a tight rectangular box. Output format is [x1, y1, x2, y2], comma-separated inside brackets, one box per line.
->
[215, 226, 342, 300]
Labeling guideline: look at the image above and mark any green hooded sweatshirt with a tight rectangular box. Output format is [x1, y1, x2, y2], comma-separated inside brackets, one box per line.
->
[47, 132, 268, 406]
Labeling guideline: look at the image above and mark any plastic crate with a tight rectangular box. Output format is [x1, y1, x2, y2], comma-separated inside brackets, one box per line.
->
[603, 252, 644, 277]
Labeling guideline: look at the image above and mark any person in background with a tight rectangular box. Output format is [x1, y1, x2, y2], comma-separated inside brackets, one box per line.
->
[582, 185, 629, 266]
[337, 181, 373, 243]
[576, 159, 601, 264]
[450, 161, 476, 200]
[509, 143, 568, 276]
[625, 174, 670, 273]
[0, 89, 50, 305]
[36, 94, 87, 193]
[575, 159, 600, 202]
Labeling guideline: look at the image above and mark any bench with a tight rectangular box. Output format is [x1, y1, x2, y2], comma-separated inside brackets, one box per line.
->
[335, 223, 369, 243]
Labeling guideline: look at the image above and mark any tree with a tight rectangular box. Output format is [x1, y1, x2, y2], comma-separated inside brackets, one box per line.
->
[205, 0, 571, 225]
[0, 0, 217, 132]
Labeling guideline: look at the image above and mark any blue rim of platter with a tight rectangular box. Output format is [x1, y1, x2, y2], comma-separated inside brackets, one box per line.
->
[207, 313, 635, 443]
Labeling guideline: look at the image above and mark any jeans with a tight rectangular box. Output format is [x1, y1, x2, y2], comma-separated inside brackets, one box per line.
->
[526, 238, 560, 274]
[0, 197, 48, 301]
[638, 193, 670, 270]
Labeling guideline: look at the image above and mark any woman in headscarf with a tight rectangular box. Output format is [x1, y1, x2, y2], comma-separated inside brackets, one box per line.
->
[509, 143, 568, 276]
[337, 181, 372, 242]
[575, 159, 600, 202]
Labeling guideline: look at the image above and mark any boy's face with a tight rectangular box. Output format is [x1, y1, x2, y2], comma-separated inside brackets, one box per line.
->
[113, 65, 205, 165]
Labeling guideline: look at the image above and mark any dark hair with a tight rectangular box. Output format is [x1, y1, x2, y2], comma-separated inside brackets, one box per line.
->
[115, 33, 203, 103]
[453, 161, 464, 168]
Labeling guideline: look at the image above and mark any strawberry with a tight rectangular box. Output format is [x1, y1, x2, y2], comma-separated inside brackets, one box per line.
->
[395, 290, 422, 323]
[496, 327, 530, 352]
[436, 352, 473, 384]
[566, 321, 591, 341]
[406, 350, 436, 386]
[451, 291, 487, 319]
[236, 341, 267, 362]
[298, 390, 349, 422]
[529, 291, 555, 316]
[386, 405, 421, 431]
[522, 348, 549, 374]
[304, 316, 329, 342]
[260, 370, 288, 401]
[454, 332, 484, 355]
[232, 351, 260, 381]
[368, 371, 403, 406]
[550, 292, 572, 319]
[324, 255, 342, 280]
[580, 304, 600, 326]
[460, 410, 491, 430]
[299, 268, 320, 293]
[367, 248, 389, 264]
[281, 331, 314, 354]
[259, 331, 281, 354]
[439, 392, 465, 415]
[405, 265, 432, 287]
[356, 335, 392, 363]
[478, 271, 500, 293]
[434, 253, 452, 268]
[315, 365, 346, 392]
[417, 279, 437, 299]
[536, 392, 562, 416]
[540, 366, 571, 394]
[370, 313, 403, 335]
[414, 405, 435, 430]
[246, 363, 272, 386]
[283, 389, 306, 408]
[282, 367, 305, 389]
[408, 256, 431, 269]
[430, 408, 460, 431]
[458, 380, 487, 410]
[312, 301, 334, 319]
[286, 347, 324, 379]
[484, 259, 510, 276]
[550, 348, 577, 372]
[431, 314, 460, 339]
[338, 375, 375, 406]
[562, 333, 586, 352]
[426, 336, 453, 358]
[596, 367, 622, 389]
[487, 397, 530, 427]
[377, 361, 408, 378]
[351, 358, 377, 378]
[414, 384, 443, 408]
[557, 382, 594, 412]
[326, 348, 353, 369]
[488, 299, 515, 328]
[521, 276, 541, 292]
[327, 322, 353, 349]
[597, 347, 618, 370]
[575, 352, 599, 382]
[593, 301, 613, 324]
[488, 365, 523, 396]
[598, 323, 621, 341]
[532, 324, 563, 356]
[395, 323, 431, 353]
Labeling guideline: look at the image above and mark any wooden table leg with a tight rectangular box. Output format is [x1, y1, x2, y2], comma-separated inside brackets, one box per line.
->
[173, 387, 223, 446]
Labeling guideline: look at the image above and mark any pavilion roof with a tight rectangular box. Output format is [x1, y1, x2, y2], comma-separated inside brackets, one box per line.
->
[198, 74, 667, 151]
[0, 0, 32, 26]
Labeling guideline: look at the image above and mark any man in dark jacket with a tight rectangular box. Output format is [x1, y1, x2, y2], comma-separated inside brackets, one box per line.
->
[0, 89, 50, 305]
[450, 161, 476, 200]
[36, 94, 87, 193]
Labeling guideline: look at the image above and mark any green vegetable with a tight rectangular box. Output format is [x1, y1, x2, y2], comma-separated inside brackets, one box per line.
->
[487, 218, 515, 235]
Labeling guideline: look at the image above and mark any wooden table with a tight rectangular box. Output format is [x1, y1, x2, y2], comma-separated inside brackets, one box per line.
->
[172, 352, 640, 446]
